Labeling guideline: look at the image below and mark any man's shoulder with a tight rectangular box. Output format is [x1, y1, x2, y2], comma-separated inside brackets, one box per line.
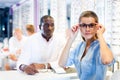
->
[53, 33, 66, 40]
[52, 34, 66, 46]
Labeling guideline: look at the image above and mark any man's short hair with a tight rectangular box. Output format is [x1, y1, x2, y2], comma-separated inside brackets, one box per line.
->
[39, 15, 54, 27]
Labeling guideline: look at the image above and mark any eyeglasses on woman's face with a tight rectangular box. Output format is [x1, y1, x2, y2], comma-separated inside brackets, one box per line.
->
[79, 23, 96, 29]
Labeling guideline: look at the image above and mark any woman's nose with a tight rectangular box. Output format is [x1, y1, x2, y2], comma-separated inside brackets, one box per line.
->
[86, 26, 90, 31]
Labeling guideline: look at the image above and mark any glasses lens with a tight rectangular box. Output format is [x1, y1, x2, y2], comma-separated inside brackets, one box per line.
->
[88, 23, 96, 28]
[79, 24, 87, 27]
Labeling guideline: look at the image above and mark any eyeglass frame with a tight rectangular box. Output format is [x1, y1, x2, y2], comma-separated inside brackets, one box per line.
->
[79, 23, 97, 29]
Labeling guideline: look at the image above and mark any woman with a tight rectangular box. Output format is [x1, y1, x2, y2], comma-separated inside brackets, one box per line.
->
[59, 11, 115, 80]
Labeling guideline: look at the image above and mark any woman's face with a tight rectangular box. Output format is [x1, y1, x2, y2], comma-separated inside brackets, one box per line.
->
[79, 17, 98, 41]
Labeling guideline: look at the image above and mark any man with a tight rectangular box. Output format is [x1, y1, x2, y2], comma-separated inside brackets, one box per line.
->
[17, 15, 66, 75]
[5, 28, 27, 70]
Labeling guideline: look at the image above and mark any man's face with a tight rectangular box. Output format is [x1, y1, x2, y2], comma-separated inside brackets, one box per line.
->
[41, 18, 55, 38]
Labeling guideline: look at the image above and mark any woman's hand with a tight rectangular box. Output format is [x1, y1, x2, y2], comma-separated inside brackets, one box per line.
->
[96, 23, 105, 38]
[66, 24, 79, 42]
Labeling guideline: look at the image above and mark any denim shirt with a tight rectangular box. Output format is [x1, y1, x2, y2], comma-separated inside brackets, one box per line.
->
[66, 40, 115, 80]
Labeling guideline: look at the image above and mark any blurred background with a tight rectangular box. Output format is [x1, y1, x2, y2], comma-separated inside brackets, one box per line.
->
[0, 0, 120, 78]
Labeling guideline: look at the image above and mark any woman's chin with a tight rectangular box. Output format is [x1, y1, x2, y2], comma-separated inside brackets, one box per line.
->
[84, 35, 93, 40]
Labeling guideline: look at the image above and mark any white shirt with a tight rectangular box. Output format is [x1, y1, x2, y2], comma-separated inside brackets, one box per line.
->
[17, 31, 66, 70]
[9, 35, 27, 54]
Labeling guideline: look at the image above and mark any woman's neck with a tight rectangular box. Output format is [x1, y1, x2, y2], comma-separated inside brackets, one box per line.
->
[86, 37, 97, 47]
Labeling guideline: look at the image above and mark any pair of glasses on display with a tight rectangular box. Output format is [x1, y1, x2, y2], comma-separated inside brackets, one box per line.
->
[79, 23, 97, 29]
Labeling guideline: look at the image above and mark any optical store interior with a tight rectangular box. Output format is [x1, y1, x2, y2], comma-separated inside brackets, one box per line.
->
[0, 0, 120, 80]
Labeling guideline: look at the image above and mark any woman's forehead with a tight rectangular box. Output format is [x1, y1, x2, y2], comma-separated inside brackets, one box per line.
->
[80, 17, 95, 23]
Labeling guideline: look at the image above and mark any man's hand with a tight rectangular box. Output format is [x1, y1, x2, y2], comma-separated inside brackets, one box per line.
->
[21, 64, 39, 75]
[31, 63, 45, 69]
[30, 63, 51, 69]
